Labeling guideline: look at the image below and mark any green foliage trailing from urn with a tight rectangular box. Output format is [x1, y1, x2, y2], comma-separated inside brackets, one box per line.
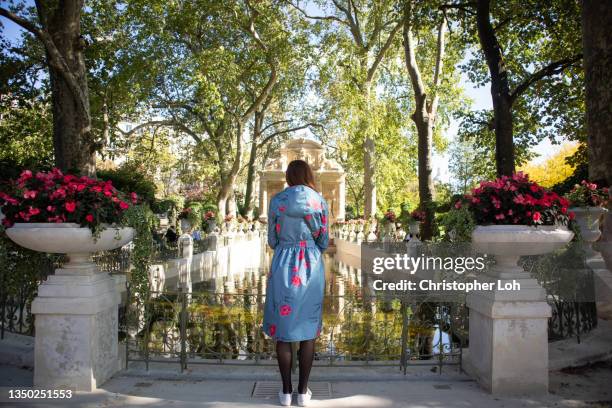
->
[122, 205, 156, 303]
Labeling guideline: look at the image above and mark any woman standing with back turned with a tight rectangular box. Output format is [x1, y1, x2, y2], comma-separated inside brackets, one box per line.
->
[263, 159, 329, 407]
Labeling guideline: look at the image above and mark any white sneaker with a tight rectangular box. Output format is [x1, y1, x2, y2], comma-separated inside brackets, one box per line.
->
[297, 388, 312, 407]
[278, 389, 292, 406]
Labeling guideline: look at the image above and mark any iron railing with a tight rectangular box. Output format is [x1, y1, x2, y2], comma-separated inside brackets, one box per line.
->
[523, 246, 598, 343]
[123, 288, 467, 373]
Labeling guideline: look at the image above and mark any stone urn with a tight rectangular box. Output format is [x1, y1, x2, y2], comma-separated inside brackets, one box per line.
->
[180, 218, 192, 234]
[472, 224, 574, 279]
[570, 207, 608, 260]
[408, 222, 420, 241]
[206, 219, 217, 234]
[467, 224, 574, 395]
[5, 223, 134, 391]
[383, 222, 396, 240]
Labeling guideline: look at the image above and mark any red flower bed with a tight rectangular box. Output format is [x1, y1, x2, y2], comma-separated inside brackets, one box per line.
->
[457, 172, 572, 226]
[0, 168, 137, 232]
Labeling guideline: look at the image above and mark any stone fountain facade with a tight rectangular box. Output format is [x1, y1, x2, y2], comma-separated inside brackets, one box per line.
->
[258, 138, 345, 222]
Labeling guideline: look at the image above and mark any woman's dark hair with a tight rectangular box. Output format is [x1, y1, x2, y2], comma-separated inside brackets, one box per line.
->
[286, 160, 317, 191]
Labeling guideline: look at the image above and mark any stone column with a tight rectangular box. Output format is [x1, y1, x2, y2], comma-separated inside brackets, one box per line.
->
[259, 176, 268, 221]
[31, 258, 121, 391]
[338, 176, 346, 221]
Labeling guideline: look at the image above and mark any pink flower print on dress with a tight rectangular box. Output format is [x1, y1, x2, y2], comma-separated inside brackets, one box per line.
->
[299, 240, 307, 247]
[276, 223, 281, 233]
[321, 214, 327, 225]
[279, 206, 286, 212]
[298, 249, 305, 260]
[280, 305, 292, 316]
[291, 275, 302, 286]
[269, 324, 276, 337]
[292, 265, 299, 273]
[320, 226, 327, 234]
[312, 229, 320, 238]
[316, 327, 321, 337]
[304, 214, 312, 221]
[305, 261, 310, 269]
[307, 198, 322, 211]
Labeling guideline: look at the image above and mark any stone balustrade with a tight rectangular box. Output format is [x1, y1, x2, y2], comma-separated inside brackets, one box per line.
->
[148, 226, 266, 294]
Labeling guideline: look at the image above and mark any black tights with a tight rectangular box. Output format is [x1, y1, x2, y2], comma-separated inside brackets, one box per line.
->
[276, 339, 315, 394]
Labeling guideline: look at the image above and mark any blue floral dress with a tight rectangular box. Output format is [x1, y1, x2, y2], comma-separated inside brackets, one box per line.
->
[263, 185, 329, 342]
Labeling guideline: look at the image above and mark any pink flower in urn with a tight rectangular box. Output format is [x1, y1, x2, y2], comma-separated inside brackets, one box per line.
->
[280, 305, 292, 316]
[23, 190, 37, 199]
[65, 201, 76, 213]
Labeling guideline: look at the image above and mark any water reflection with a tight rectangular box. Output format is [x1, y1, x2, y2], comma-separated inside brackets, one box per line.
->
[134, 249, 463, 365]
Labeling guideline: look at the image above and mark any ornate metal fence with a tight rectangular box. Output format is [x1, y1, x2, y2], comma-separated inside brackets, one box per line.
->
[522, 245, 598, 343]
[0, 246, 61, 338]
[124, 288, 466, 373]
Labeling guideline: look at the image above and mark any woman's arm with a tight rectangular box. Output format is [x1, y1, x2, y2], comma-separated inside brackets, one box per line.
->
[311, 198, 329, 251]
[267, 199, 279, 249]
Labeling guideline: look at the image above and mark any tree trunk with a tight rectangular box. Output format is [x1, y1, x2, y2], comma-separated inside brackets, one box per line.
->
[583, 0, 612, 185]
[36, 0, 96, 175]
[363, 80, 376, 218]
[402, 3, 444, 241]
[226, 190, 237, 217]
[476, 0, 515, 177]
[415, 117, 435, 240]
[217, 178, 231, 219]
[217, 122, 243, 217]
[243, 141, 258, 219]
[363, 137, 376, 217]
[243, 111, 263, 219]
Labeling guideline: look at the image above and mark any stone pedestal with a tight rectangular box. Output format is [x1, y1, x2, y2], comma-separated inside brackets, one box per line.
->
[31, 258, 121, 391]
[466, 269, 551, 395]
[466, 225, 573, 395]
